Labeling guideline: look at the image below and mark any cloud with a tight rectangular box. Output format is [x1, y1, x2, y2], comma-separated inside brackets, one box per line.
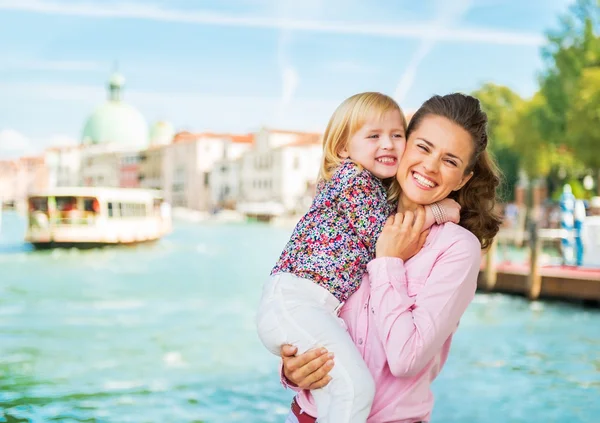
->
[0, 80, 336, 140]
[323, 60, 379, 75]
[274, 0, 299, 124]
[394, 0, 474, 103]
[0, 0, 545, 46]
[0, 59, 105, 72]
[47, 134, 78, 147]
[0, 129, 33, 158]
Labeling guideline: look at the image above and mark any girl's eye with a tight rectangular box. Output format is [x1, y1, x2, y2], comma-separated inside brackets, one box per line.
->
[393, 134, 404, 139]
[445, 159, 458, 167]
[368, 134, 379, 139]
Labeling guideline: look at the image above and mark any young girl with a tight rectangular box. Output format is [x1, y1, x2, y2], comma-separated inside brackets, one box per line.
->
[256, 92, 458, 423]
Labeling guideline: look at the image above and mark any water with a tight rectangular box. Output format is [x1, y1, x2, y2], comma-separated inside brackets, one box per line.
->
[0, 212, 598, 423]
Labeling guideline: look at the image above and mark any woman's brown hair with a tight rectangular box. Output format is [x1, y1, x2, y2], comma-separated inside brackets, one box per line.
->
[391, 93, 502, 249]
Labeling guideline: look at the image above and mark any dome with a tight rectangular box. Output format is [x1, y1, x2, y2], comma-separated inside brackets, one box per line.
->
[149, 121, 175, 146]
[81, 72, 149, 149]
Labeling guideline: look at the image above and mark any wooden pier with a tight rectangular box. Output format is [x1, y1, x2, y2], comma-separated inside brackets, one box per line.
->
[478, 226, 600, 304]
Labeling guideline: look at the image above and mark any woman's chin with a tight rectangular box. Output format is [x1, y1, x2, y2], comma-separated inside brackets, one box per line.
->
[399, 186, 434, 205]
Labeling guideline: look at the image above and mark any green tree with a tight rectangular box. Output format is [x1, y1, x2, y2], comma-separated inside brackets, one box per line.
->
[513, 94, 583, 182]
[471, 83, 524, 200]
[567, 67, 600, 190]
[539, 0, 600, 153]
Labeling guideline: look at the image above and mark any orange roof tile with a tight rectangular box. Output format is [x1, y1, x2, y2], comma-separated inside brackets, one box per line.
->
[173, 131, 254, 145]
[266, 128, 322, 137]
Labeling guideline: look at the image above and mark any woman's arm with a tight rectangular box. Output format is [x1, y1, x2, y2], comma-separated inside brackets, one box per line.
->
[367, 234, 481, 378]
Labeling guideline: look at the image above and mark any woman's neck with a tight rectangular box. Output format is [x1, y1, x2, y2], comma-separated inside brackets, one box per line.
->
[397, 195, 419, 213]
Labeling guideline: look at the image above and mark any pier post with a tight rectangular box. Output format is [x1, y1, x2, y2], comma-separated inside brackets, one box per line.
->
[527, 221, 542, 300]
[484, 237, 498, 291]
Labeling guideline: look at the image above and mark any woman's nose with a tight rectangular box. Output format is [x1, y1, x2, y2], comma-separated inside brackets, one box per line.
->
[424, 156, 440, 173]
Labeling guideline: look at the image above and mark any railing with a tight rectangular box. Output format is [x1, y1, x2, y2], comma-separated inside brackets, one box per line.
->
[29, 213, 98, 228]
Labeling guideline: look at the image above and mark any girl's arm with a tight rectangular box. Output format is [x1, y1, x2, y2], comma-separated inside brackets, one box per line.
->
[366, 233, 481, 377]
[423, 198, 461, 229]
[335, 165, 391, 250]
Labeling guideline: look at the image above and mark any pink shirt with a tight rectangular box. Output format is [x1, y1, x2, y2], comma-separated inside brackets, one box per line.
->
[286, 222, 482, 423]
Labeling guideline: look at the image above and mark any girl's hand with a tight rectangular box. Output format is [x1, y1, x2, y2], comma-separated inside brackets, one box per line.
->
[376, 207, 429, 261]
[280, 345, 335, 390]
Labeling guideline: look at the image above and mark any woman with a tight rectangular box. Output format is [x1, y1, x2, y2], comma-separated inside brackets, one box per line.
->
[280, 93, 502, 423]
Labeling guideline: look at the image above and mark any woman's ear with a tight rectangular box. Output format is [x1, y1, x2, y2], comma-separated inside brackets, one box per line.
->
[338, 148, 350, 159]
[454, 171, 473, 191]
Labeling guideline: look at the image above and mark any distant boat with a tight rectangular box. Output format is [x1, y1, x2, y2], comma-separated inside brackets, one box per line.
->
[25, 187, 172, 249]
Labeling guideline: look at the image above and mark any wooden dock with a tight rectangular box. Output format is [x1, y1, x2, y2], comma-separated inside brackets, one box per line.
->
[478, 261, 600, 303]
[479, 225, 600, 304]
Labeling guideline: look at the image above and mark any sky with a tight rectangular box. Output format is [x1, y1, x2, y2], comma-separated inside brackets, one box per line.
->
[0, 0, 575, 158]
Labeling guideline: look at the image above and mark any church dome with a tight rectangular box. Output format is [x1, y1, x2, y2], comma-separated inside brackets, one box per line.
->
[81, 72, 149, 149]
[149, 121, 175, 146]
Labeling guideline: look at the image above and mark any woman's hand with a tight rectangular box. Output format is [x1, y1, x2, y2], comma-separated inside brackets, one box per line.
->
[376, 207, 429, 261]
[280, 345, 335, 390]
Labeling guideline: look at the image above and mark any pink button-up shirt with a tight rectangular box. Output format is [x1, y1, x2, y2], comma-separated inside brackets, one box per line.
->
[287, 222, 482, 423]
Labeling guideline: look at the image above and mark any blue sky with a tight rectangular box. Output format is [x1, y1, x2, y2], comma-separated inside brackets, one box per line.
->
[0, 0, 574, 158]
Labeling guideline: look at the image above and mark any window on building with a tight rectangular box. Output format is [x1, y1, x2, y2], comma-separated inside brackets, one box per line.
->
[204, 172, 210, 187]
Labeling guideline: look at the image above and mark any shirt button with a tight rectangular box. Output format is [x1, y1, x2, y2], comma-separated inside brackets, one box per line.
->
[358, 338, 364, 345]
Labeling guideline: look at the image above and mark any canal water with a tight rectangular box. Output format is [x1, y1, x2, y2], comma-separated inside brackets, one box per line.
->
[0, 212, 598, 423]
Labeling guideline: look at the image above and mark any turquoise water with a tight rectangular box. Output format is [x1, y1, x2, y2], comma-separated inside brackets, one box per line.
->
[0, 212, 598, 423]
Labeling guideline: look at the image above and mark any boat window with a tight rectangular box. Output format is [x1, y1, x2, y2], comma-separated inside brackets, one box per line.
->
[56, 196, 77, 212]
[83, 197, 100, 213]
[29, 197, 49, 212]
[108, 202, 114, 217]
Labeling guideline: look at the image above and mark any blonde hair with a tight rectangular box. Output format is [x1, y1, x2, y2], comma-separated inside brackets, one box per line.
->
[319, 92, 407, 180]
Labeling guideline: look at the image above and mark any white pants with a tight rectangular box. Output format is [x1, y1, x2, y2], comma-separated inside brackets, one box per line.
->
[256, 273, 375, 423]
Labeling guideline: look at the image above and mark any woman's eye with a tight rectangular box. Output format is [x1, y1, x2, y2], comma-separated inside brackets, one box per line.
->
[417, 144, 428, 152]
[445, 159, 457, 167]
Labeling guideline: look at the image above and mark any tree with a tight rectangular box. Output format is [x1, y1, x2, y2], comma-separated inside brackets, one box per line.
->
[538, 0, 600, 192]
[513, 94, 583, 183]
[539, 0, 600, 153]
[567, 67, 600, 191]
[471, 83, 524, 200]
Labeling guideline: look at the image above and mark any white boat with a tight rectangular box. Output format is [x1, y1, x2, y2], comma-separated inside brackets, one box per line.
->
[25, 187, 172, 248]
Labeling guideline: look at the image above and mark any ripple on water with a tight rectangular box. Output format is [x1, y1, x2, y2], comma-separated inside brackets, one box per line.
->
[1, 213, 599, 423]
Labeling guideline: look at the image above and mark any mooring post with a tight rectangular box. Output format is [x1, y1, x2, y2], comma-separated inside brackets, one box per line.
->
[527, 221, 542, 300]
[484, 237, 498, 291]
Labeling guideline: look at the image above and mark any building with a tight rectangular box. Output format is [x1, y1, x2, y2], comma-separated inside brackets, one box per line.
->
[78, 72, 157, 189]
[209, 134, 254, 209]
[0, 155, 48, 208]
[0, 160, 20, 206]
[162, 132, 253, 211]
[238, 128, 322, 217]
[44, 145, 82, 188]
[138, 146, 165, 191]
[138, 122, 176, 192]
[81, 72, 149, 150]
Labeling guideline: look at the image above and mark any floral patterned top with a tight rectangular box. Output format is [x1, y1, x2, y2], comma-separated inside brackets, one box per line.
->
[271, 160, 397, 302]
